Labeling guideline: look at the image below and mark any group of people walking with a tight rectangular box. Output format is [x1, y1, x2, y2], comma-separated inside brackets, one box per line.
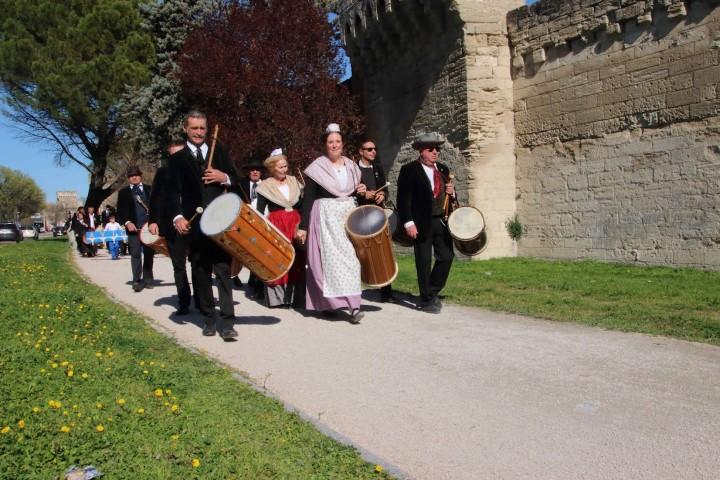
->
[107, 109, 457, 341]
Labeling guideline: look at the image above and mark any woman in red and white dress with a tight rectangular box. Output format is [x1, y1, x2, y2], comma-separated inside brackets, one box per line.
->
[255, 149, 305, 308]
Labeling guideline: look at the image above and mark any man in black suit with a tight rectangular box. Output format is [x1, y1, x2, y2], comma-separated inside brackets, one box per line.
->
[166, 110, 240, 340]
[116, 166, 155, 292]
[356, 137, 394, 303]
[397, 132, 456, 314]
[235, 159, 265, 298]
[85, 205, 101, 256]
[148, 140, 192, 316]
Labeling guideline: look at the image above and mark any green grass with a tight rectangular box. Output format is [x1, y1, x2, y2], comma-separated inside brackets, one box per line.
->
[393, 255, 720, 345]
[0, 240, 392, 479]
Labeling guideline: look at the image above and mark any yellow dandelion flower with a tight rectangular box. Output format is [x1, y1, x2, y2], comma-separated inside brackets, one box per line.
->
[165, 389, 172, 395]
[139, 361, 145, 366]
[170, 404, 179, 413]
[95, 425, 105, 432]
[51, 363, 58, 369]
[81, 373, 89, 379]
[60, 425, 70, 433]
[107, 351, 114, 357]
[95, 403, 103, 409]
[67, 370, 74, 377]
[32, 407, 40, 413]
[1, 426, 10, 434]
[171, 434, 180, 441]
[95, 352, 102, 358]
[375, 465, 383, 473]
[154, 389, 163, 398]
[60, 361, 68, 367]
[143, 370, 149, 375]
[191, 459, 201, 468]
[40, 368, 46, 373]
[116, 398, 126, 406]
[136, 408, 145, 414]
[17, 420, 25, 429]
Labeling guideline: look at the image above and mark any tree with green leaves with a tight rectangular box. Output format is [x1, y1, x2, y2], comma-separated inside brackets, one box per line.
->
[0, 166, 45, 220]
[120, 0, 216, 162]
[0, 0, 155, 207]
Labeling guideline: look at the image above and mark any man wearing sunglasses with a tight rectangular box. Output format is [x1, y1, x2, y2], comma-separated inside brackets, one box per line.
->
[396, 132, 456, 314]
[356, 137, 394, 303]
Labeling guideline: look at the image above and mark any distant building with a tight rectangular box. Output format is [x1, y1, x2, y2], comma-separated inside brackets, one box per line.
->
[56, 191, 80, 211]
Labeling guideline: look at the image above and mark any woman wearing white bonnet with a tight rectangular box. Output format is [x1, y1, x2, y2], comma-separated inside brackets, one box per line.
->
[297, 123, 367, 323]
[255, 148, 306, 308]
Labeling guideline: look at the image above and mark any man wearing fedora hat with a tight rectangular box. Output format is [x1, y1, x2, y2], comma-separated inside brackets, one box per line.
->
[237, 157, 266, 298]
[117, 165, 155, 292]
[397, 132, 456, 314]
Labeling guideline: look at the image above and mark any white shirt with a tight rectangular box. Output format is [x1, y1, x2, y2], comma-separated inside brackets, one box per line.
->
[173, 142, 231, 224]
[278, 183, 290, 200]
[104, 221, 122, 232]
[333, 166, 349, 191]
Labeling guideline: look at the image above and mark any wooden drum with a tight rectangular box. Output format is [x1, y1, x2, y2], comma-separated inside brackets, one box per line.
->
[140, 223, 169, 256]
[200, 193, 294, 283]
[345, 205, 398, 288]
[447, 206, 487, 256]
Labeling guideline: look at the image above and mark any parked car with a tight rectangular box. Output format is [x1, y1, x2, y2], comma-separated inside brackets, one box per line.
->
[52, 225, 67, 237]
[21, 224, 39, 240]
[0, 222, 23, 242]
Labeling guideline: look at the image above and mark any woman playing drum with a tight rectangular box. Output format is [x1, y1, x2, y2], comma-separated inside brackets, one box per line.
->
[296, 124, 366, 323]
[255, 148, 305, 308]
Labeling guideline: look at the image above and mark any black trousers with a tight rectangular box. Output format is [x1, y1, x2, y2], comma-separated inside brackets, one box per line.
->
[189, 236, 235, 325]
[413, 217, 455, 301]
[167, 234, 191, 309]
[127, 233, 155, 283]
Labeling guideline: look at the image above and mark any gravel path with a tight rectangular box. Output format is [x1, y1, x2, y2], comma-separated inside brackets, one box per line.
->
[74, 249, 720, 480]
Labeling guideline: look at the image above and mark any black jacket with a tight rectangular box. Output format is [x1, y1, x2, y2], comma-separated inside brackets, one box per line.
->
[148, 166, 173, 237]
[396, 160, 451, 242]
[165, 144, 238, 240]
[356, 160, 388, 206]
[116, 184, 151, 233]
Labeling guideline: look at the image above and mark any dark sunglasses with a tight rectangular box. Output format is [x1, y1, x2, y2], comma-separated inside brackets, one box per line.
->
[362, 147, 377, 151]
[424, 146, 441, 152]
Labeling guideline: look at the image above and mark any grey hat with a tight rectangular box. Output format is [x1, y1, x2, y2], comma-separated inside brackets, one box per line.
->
[411, 132, 445, 150]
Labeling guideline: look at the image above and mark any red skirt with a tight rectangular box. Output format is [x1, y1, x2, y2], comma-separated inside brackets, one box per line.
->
[266, 209, 305, 287]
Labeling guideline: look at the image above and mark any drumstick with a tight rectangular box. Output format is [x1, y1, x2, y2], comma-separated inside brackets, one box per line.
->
[370, 181, 391, 194]
[188, 207, 204, 224]
[135, 194, 149, 213]
[296, 167, 306, 187]
[443, 173, 455, 221]
[206, 124, 219, 170]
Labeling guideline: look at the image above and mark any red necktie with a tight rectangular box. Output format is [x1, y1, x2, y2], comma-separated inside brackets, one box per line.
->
[433, 167, 442, 198]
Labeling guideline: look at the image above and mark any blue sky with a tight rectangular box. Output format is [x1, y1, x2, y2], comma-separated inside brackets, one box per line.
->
[1, 0, 538, 204]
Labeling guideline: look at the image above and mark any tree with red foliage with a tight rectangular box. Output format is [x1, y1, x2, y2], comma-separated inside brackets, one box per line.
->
[176, 0, 363, 170]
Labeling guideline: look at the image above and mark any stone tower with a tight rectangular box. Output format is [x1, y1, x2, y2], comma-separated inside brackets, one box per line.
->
[337, 0, 525, 259]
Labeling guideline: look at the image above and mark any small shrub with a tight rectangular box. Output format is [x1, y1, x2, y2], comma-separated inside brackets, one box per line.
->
[505, 214, 524, 241]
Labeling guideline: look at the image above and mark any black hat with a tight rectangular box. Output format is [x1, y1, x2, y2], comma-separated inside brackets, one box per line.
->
[126, 166, 142, 177]
[242, 160, 265, 171]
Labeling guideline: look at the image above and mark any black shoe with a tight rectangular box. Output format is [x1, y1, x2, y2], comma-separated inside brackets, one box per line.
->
[418, 297, 442, 314]
[175, 306, 190, 316]
[132, 281, 144, 292]
[380, 293, 395, 303]
[202, 322, 216, 336]
[219, 326, 238, 340]
[349, 309, 363, 324]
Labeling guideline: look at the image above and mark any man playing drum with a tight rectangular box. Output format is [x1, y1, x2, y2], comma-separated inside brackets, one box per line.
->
[356, 137, 394, 303]
[165, 110, 240, 340]
[396, 132, 456, 314]
[148, 140, 193, 316]
[117, 166, 155, 292]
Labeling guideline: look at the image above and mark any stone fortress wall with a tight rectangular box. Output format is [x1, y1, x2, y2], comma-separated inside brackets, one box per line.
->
[510, 0, 720, 267]
[338, 0, 720, 268]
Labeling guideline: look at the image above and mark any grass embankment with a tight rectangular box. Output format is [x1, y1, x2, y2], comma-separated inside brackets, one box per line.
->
[393, 255, 720, 345]
[0, 240, 391, 479]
